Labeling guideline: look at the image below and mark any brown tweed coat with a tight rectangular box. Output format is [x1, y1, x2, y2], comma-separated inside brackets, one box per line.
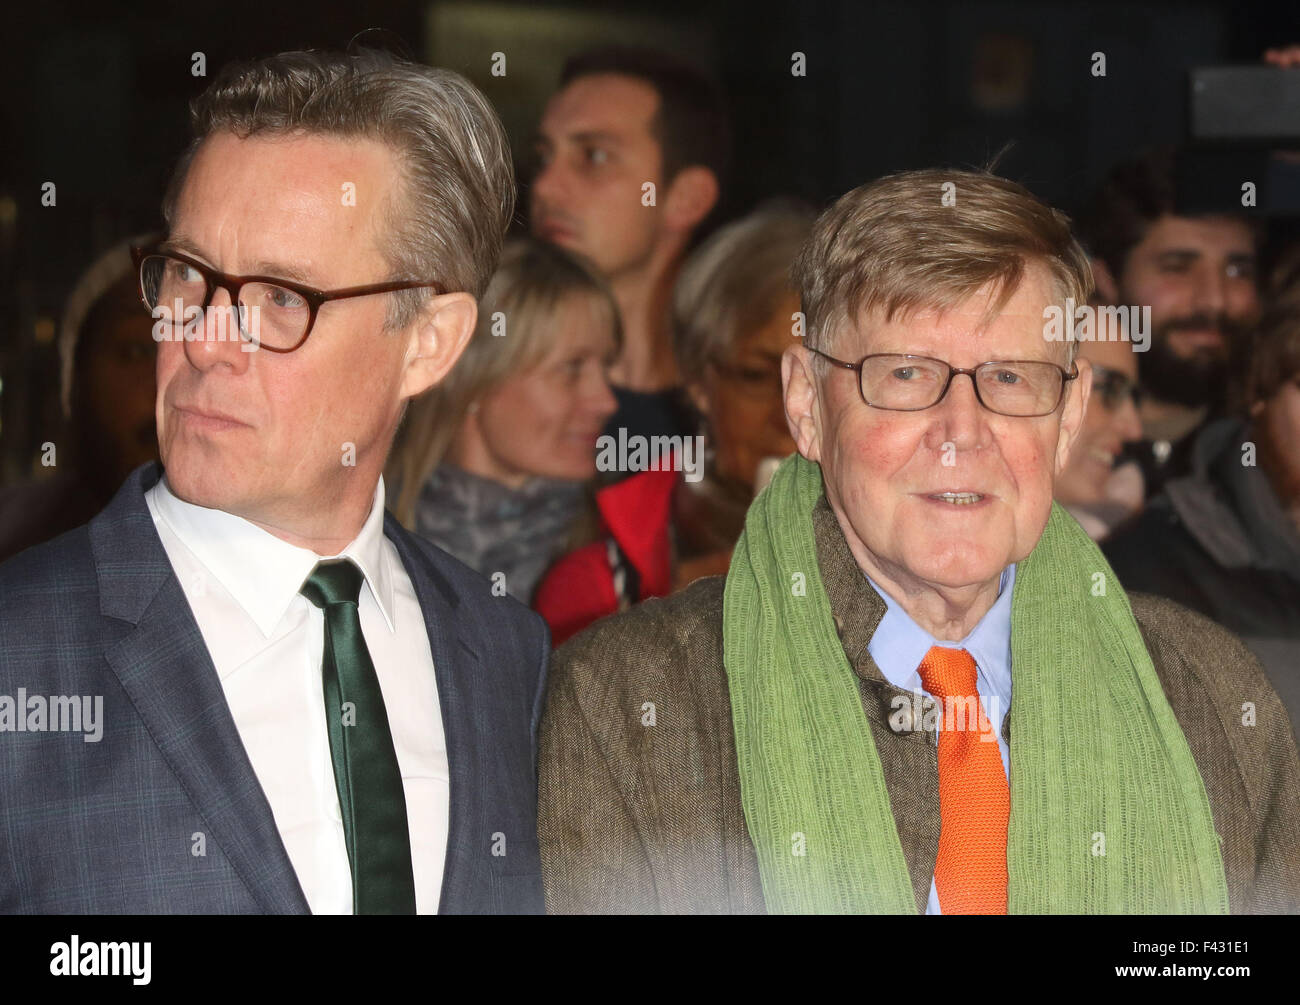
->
[539, 494, 1300, 914]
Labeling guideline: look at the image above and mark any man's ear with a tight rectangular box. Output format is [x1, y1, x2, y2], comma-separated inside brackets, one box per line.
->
[783, 344, 822, 462]
[1055, 356, 1092, 476]
[663, 165, 719, 234]
[400, 292, 478, 400]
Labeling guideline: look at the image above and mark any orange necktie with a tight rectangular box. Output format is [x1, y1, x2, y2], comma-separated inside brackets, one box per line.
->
[917, 646, 1009, 915]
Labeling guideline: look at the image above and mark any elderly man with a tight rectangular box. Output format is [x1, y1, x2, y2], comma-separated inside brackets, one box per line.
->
[539, 169, 1300, 914]
[0, 49, 546, 914]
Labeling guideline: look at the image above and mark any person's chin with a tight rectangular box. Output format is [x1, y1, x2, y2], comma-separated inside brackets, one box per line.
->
[908, 551, 1006, 593]
[560, 460, 598, 483]
[896, 520, 1010, 586]
[524, 454, 591, 484]
[538, 226, 585, 256]
[162, 451, 246, 511]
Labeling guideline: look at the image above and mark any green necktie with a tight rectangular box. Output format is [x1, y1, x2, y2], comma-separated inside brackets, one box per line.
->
[300, 559, 417, 914]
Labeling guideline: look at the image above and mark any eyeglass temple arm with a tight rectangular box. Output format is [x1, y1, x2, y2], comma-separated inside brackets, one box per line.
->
[809, 348, 860, 370]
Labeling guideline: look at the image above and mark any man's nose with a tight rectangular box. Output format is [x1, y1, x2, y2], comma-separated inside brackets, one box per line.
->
[928, 372, 989, 451]
[182, 286, 252, 374]
[1192, 265, 1228, 317]
[1116, 396, 1143, 442]
[531, 158, 568, 212]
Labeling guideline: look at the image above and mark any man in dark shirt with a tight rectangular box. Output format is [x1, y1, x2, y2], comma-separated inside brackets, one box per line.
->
[530, 46, 728, 442]
[1105, 277, 1300, 739]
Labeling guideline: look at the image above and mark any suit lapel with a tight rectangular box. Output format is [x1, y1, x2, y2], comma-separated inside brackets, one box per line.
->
[811, 495, 888, 678]
[384, 515, 488, 914]
[92, 465, 310, 915]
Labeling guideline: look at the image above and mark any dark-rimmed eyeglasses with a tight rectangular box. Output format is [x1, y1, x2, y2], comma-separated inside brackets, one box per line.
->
[808, 348, 1078, 418]
[130, 245, 443, 353]
[1089, 362, 1143, 411]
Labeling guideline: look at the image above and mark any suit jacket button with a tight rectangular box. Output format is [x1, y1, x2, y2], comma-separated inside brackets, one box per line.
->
[890, 701, 914, 733]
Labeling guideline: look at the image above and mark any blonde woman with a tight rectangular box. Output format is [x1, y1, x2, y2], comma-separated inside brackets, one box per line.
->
[387, 237, 620, 603]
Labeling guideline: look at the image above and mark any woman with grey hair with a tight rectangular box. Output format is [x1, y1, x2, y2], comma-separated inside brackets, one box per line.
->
[671, 202, 815, 582]
[533, 203, 814, 641]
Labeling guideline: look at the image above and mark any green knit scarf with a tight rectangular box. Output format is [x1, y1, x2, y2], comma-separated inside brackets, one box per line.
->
[722, 453, 1229, 914]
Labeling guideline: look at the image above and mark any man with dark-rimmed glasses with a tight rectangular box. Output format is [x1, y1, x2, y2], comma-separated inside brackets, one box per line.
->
[0, 48, 549, 915]
[132, 244, 444, 353]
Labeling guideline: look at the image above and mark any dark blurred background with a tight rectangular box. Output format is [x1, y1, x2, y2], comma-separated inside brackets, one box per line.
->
[3, 0, 1298, 483]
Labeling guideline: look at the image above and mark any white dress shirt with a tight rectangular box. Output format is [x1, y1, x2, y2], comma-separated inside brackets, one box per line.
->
[145, 474, 449, 914]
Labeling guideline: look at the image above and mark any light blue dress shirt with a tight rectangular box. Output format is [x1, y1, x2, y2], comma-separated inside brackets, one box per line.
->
[865, 565, 1015, 915]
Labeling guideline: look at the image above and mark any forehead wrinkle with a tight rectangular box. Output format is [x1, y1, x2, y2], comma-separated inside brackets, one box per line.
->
[163, 235, 322, 287]
[855, 289, 1058, 363]
[182, 133, 392, 287]
[548, 78, 658, 138]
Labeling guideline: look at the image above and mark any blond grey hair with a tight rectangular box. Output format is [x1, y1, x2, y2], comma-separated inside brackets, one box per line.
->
[163, 48, 515, 327]
[672, 202, 814, 377]
[387, 237, 621, 527]
[793, 168, 1093, 366]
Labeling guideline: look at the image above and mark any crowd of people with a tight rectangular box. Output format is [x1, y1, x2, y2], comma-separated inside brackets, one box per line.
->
[0, 40, 1297, 915]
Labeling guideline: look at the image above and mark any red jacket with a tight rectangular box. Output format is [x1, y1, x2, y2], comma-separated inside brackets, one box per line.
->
[533, 465, 678, 646]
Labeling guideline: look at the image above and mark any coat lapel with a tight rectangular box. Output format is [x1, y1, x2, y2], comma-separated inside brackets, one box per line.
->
[384, 515, 489, 914]
[90, 466, 508, 914]
[92, 465, 310, 915]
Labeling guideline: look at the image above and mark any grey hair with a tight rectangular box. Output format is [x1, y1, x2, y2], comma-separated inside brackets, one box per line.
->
[672, 201, 814, 377]
[162, 48, 516, 328]
[793, 169, 1092, 370]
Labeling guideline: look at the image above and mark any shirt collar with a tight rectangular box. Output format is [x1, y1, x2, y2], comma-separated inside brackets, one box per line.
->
[149, 474, 397, 638]
[865, 565, 1015, 705]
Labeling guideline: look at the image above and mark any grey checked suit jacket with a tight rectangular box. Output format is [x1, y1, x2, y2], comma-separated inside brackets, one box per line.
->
[0, 464, 549, 914]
